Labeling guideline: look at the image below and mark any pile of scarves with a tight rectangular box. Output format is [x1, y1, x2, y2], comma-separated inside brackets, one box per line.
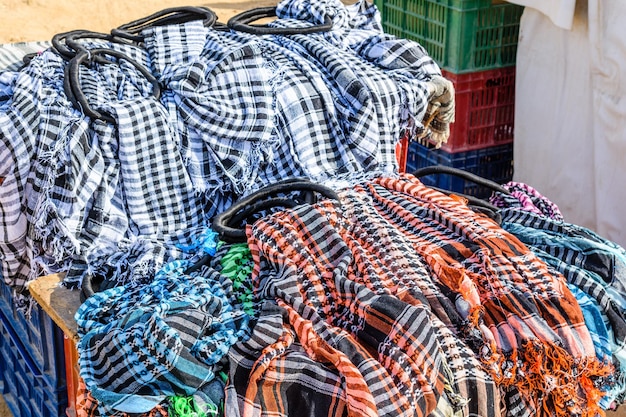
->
[72, 174, 626, 417]
[490, 182, 626, 407]
[0, 0, 454, 311]
[3, 0, 626, 416]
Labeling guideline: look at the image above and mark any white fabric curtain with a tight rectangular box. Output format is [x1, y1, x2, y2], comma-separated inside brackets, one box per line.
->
[512, 0, 626, 247]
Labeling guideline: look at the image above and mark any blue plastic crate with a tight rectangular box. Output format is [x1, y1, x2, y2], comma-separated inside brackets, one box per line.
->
[406, 141, 513, 198]
[0, 309, 67, 417]
[0, 278, 67, 389]
[0, 276, 12, 315]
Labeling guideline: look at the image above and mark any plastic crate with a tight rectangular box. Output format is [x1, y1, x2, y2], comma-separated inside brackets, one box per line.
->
[64, 335, 80, 417]
[406, 141, 513, 198]
[0, 279, 66, 388]
[396, 133, 410, 173]
[436, 67, 515, 153]
[0, 277, 11, 317]
[0, 309, 68, 417]
[373, 0, 523, 73]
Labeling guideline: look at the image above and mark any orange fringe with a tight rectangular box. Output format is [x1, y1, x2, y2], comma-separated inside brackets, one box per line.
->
[481, 340, 613, 417]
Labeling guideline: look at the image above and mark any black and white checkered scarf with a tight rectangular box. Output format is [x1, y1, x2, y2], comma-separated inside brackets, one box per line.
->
[0, 0, 453, 309]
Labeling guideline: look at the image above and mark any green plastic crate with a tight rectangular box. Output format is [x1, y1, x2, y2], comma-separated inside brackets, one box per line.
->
[373, 0, 524, 73]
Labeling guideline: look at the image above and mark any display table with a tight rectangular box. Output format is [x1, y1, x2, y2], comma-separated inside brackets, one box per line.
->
[28, 273, 80, 343]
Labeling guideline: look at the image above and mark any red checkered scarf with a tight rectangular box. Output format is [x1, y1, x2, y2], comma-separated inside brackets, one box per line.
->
[245, 194, 448, 417]
[362, 175, 611, 417]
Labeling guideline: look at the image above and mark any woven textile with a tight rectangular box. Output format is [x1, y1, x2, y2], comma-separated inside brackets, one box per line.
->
[225, 300, 352, 417]
[76, 257, 247, 414]
[212, 243, 256, 317]
[1, 50, 81, 305]
[212, 237, 480, 417]
[566, 284, 618, 408]
[1, 0, 452, 305]
[243, 187, 505, 417]
[220, 213, 497, 416]
[489, 181, 626, 405]
[361, 175, 610, 417]
[51, 43, 205, 288]
[142, 0, 448, 196]
[500, 210, 626, 347]
[0, 41, 50, 72]
[496, 209, 626, 405]
[76, 376, 226, 417]
[75, 379, 169, 417]
[0, 41, 207, 305]
[490, 182, 564, 221]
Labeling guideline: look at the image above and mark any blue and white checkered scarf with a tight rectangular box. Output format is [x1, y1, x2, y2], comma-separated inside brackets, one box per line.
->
[1, 0, 452, 308]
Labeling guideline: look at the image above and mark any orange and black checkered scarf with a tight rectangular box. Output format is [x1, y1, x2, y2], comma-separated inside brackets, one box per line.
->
[246, 190, 448, 417]
[245, 174, 611, 417]
[363, 175, 611, 417]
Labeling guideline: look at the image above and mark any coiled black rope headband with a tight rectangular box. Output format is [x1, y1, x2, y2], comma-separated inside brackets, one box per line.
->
[411, 165, 511, 223]
[212, 178, 341, 243]
[54, 7, 218, 60]
[52, 29, 137, 62]
[64, 48, 161, 123]
[412, 166, 512, 196]
[112, 6, 218, 42]
[227, 6, 333, 35]
[183, 196, 300, 275]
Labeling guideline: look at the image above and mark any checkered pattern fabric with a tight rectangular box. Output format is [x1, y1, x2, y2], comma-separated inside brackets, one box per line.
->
[142, 0, 449, 197]
[497, 208, 626, 406]
[212, 243, 256, 316]
[487, 180, 626, 406]
[214, 239, 476, 417]
[1, 36, 202, 302]
[364, 174, 611, 417]
[245, 192, 456, 417]
[1, 0, 452, 302]
[500, 210, 626, 348]
[1, 50, 81, 307]
[0, 41, 50, 71]
[76, 258, 247, 415]
[566, 284, 618, 408]
[75, 379, 169, 417]
[225, 300, 354, 417]
[490, 182, 564, 221]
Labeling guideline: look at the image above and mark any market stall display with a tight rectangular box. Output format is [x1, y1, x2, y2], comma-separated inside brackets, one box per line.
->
[2, 1, 626, 417]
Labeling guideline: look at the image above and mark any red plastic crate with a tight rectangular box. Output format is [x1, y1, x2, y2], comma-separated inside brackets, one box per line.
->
[434, 67, 515, 153]
[64, 336, 80, 417]
[396, 133, 410, 173]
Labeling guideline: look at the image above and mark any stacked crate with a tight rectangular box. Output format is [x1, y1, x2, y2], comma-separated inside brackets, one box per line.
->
[376, 0, 523, 198]
[0, 41, 69, 417]
[0, 279, 68, 417]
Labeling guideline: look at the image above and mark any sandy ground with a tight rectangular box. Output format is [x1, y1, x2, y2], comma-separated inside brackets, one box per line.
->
[0, 0, 278, 44]
[0, 399, 9, 417]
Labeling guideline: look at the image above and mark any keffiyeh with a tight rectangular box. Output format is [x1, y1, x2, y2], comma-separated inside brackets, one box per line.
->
[76, 257, 248, 414]
[0, 0, 453, 308]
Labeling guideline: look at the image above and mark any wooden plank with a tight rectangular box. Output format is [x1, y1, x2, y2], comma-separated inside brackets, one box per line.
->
[27, 273, 81, 343]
